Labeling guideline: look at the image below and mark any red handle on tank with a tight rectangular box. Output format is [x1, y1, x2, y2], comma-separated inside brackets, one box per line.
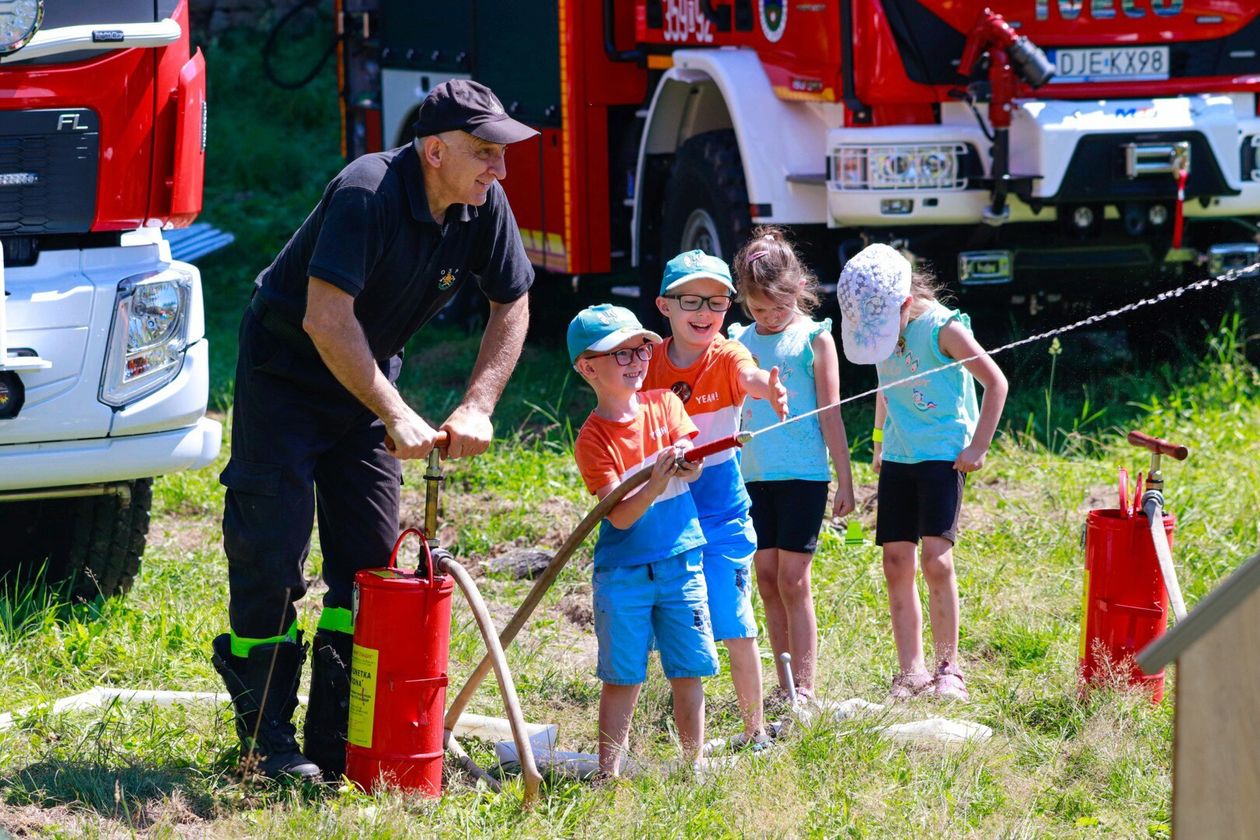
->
[388, 527, 438, 583]
[1127, 430, 1189, 460]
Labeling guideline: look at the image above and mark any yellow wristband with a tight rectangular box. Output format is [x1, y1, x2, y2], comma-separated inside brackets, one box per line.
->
[871, 427, 884, 443]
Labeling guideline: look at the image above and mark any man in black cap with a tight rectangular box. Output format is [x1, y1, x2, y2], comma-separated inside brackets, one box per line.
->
[211, 80, 538, 781]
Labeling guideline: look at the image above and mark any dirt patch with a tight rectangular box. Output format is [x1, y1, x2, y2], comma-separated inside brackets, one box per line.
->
[0, 795, 207, 838]
[147, 517, 220, 558]
[1079, 482, 1122, 515]
[558, 584, 594, 629]
[850, 482, 879, 529]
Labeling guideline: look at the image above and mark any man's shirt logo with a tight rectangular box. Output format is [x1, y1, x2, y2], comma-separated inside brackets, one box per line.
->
[437, 269, 457, 290]
[671, 381, 693, 403]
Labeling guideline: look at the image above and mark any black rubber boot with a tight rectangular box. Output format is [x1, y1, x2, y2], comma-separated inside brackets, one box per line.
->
[303, 628, 354, 782]
[212, 633, 321, 781]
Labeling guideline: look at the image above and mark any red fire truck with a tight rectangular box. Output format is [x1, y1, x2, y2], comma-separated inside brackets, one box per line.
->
[336, 1, 1259, 314]
[0, 0, 220, 598]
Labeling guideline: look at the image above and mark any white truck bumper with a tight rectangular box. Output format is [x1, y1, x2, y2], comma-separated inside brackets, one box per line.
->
[824, 94, 1260, 226]
[0, 416, 221, 492]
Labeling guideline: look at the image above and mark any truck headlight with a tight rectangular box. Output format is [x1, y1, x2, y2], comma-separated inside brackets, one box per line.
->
[831, 143, 967, 191]
[100, 268, 192, 407]
[0, 0, 43, 55]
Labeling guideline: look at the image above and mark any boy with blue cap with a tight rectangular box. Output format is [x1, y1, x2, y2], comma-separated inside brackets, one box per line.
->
[644, 250, 789, 747]
[568, 303, 720, 777]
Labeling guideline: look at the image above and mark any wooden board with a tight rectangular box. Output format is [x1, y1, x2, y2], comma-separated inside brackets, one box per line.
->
[1173, 584, 1260, 838]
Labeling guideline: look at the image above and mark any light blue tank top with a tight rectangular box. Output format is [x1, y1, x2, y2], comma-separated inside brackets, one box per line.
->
[729, 317, 832, 482]
[877, 301, 979, 464]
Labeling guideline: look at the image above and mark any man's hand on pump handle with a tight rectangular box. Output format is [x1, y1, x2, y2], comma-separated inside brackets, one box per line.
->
[384, 404, 493, 460]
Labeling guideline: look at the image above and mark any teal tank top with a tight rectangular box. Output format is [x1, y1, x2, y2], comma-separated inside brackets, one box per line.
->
[729, 317, 832, 482]
[877, 301, 979, 464]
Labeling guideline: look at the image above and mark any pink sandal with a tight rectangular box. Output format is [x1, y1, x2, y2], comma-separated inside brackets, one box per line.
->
[888, 671, 933, 700]
[932, 661, 969, 702]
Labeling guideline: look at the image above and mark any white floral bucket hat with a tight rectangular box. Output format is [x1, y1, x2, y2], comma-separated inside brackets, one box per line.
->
[835, 244, 912, 365]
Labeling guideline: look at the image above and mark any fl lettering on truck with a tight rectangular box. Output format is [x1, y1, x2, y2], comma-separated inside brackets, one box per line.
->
[334, 0, 1259, 323]
[0, 1, 221, 599]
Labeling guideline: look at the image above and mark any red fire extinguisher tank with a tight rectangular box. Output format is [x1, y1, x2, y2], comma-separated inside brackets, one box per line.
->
[346, 529, 454, 795]
[1080, 505, 1175, 701]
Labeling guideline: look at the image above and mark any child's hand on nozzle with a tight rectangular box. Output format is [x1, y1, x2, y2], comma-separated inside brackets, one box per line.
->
[954, 443, 988, 473]
[646, 445, 683, 494]
[675, 442, 701, 476]
[767, 366, 788, 421]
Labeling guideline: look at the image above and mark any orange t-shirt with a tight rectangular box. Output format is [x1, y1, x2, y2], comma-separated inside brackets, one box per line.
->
[573, 389, 704, 567]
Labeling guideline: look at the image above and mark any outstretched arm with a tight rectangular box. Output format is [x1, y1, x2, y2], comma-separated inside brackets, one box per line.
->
[938, 319, 1008, 472]
[441, 294, 530, 459]
[738, 365, 788, 420]
[304, 276, 439, 459]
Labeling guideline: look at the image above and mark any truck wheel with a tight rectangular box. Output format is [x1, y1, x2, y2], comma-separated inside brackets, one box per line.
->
[654, 128, 751, 291]
[0, 480, 152, 600]
[51, 479, 153, 601]
[662, 129, 751, 259]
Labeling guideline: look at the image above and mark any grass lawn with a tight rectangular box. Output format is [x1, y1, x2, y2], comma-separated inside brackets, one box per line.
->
[2, 27, 1260, 840]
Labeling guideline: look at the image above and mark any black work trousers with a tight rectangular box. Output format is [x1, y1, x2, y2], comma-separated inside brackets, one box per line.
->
[220, 306, 403, 639]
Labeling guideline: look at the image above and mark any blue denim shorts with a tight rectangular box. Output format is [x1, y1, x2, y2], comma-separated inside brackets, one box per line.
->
[592, 548, 719, 685]
[703, 547, 758, 641]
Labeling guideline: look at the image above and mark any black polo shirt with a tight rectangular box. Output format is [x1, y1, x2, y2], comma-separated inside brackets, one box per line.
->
[254, 144, 533, 360]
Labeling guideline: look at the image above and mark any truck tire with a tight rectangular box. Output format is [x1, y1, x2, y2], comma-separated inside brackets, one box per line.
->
[650, 129, 745, 313]
[0, 479, 152, 600]
[656, 128, 751, 282]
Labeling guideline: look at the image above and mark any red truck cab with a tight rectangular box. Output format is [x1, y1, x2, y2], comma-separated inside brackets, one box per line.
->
[0, 0, 220, 599]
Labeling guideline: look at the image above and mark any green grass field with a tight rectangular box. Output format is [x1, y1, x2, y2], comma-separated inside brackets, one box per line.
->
[2, 28, 1259, 839]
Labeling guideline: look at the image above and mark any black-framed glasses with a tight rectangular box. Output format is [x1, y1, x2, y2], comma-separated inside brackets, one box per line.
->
[665, 293, 733, 312]
[589, 343, 654, 366]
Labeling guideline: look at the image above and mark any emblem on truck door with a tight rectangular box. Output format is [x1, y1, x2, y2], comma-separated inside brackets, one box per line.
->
[759, 0, 787, 42]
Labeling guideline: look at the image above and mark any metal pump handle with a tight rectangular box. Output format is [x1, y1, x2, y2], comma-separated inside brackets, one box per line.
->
[1127, 430, 1189, 461]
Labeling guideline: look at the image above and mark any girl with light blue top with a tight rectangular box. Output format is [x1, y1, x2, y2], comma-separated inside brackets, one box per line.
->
[729, 227, 856, 704]
[836, 244, 1008, 703]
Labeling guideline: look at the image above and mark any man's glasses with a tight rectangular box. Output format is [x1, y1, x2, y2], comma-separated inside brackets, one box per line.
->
[589, 343, 655, 366]
[665, 293, 732, 312]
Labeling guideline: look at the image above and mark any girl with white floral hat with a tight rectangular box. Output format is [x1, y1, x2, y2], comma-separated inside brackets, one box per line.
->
[836, 244, 1009, 701]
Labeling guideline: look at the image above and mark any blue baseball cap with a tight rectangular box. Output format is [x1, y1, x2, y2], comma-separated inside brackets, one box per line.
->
[659, 250, 736, 296]
[567, 304, 663, 365]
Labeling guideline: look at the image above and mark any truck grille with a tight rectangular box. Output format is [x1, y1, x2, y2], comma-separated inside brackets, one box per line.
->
[0, 108, 98, 235]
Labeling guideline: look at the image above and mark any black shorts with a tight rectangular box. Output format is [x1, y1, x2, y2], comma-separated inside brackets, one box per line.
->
[875, 460, 966, 546]
[746, 480, 830, 554]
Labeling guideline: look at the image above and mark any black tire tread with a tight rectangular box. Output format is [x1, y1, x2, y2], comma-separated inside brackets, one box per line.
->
[661, 128, 752, 261]
[58, 479, 152, 601]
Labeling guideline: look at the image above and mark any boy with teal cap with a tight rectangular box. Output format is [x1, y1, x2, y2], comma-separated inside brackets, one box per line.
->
[568, 303, 719, 776]
[644, 250, 789, 747]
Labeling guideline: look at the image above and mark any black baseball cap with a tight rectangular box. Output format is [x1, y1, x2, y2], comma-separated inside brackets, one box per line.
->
[413, 80, 540, 145]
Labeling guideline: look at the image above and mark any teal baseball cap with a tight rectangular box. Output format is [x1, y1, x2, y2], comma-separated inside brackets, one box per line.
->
[567, 303, 662, 365]
[659, 249, 736, 296]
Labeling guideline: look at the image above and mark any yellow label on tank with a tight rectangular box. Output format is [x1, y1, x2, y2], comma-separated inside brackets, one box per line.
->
[347, 644, 379, 748]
